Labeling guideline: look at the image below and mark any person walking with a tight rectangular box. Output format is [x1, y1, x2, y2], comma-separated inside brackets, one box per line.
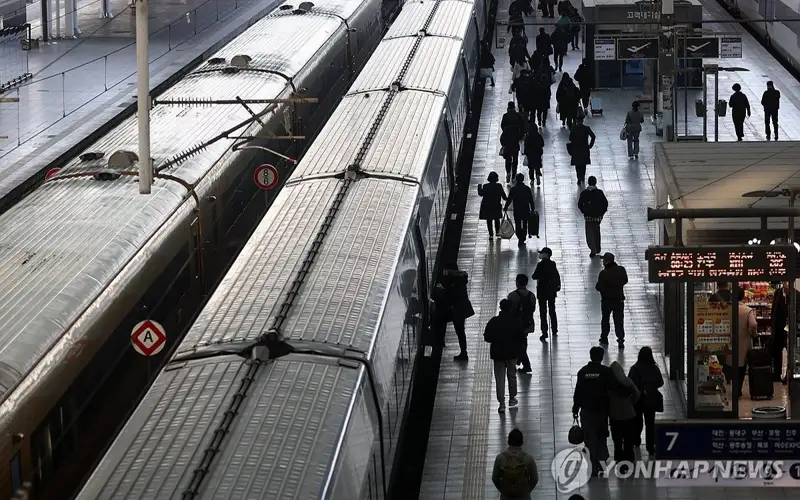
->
[501, 102, 526, 183]
[761, 80, 780, 140]
[533, 59, 555, 127]
[608, 361, 640, 469]
[628, 346, 664, 455]
[504, 173, 536, 247]
[532, 247, 560, 340]
[535, 27, 552, 60]
[478, 171, 508, 240]
[624, 100, 645, 159]
[568, 116, 596, 185]
[508, 274, 537, 370]
[736, 286, 758, 398]
[770, 282, 797, 383]
[492, 429, 539, 499]
[545, 0, 556, 17]
[729, 83, 751, 141]
[551, 27, 567, 72]
[573, 58, 594, 112]
[578, 176, 608, 257]
[432, 267, 475, 361]
[484, 299, 526, 413]
[524, 123, 544, 186]
[572, 346, 631, 477]
[508, 0, 530, 36]
[568, 6, 582, 50]
[556, 73, 579, 128]
[596, 252, 628, 348]
[480, 40, 496, 87]
[512, 68, 537, 120]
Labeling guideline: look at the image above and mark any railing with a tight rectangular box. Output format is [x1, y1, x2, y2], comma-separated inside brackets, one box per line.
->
[0, 25, 31, 92]
[0, 0, 257, 156]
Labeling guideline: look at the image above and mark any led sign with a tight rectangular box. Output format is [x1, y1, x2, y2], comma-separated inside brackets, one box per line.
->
[646, 246, 795, 282]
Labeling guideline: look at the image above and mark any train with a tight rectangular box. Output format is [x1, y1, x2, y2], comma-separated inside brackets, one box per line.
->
[0, 0, 387, 497]
[73, 0, 488, 497]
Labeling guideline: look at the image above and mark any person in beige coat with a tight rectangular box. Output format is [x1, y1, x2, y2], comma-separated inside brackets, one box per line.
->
[736, 287, 758, 398]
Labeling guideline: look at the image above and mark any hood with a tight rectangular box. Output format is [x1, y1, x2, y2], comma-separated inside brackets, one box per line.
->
[610, 361, 632, 386]
[586, 185, 597, 191]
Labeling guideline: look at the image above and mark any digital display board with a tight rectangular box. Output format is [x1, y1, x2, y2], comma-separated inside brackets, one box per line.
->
[656, 421, 800, 459]
[646, 245, 795, 282]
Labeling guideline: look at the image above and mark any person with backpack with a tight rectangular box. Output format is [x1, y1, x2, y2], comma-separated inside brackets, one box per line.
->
[507, 274, 536, 372]
[524, 124, 544, 186]
[535, 27, 552, 59]
[578, 176, 608, 257]
[504, 173, 536, 247]
[501, 103, 526, 183]
[492, 429, 538, 499]
[484, 299, 526, 413]
[508, 34, 530, 71]
[533, 59, 554, 128]
[574, 58, 594, 112]
[532, 247, 560, 340]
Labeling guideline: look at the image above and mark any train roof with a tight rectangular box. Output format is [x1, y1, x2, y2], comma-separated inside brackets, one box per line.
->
[0, 0, 361, 410]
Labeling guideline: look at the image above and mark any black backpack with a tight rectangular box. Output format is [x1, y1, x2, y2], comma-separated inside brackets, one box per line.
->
[514, 290, 535, 327]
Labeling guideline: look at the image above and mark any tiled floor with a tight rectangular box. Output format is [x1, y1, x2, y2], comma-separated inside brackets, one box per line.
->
[0, 0, 279, 203]
[418, 1, 800, 499]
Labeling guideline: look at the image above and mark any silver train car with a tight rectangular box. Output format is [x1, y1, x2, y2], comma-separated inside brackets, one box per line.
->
[0, 0, 385, 498]
[74, 0, 485, 498]
[718, 0, 800, 71]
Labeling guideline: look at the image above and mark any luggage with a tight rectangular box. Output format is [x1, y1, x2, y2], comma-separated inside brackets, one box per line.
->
[590, 97, 603, 116]
[528, 211, 540, 237]
[747, 347, 773, 400]
[499, 215, 515, 239]
[619, 126, 627, 141]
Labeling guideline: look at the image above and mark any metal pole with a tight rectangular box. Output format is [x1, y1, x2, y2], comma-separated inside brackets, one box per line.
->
[136, 0, 152, 194]
[65, 0, 74, 38]
[660, 0, 674, 141]
[714, 71, 719, 142]
[702, 68, 707, 141]
[40, 0, 49, 42]
[55, 0, 60, 39]
[789, 195, 796, 391]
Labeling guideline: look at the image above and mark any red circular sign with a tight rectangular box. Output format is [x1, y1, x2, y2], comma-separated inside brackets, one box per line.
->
[130, 319, 167, 356]
[45, 168, 61, 180]
[254, 164, 279, 190]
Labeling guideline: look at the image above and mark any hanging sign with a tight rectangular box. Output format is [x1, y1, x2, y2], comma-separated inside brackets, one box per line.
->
[594, 38, 616, 60]
[677, 37, 720, 58]
[616, 38, 659, 60]
[720, 37, 743, 58]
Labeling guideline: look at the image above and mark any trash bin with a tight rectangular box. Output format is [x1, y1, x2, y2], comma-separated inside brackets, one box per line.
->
[695, 99, 705, 117]
[717, 99, 727, 117]
[752, 406, 787, 419]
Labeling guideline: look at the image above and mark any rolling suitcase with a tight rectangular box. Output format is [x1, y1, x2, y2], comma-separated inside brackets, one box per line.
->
[747, 347, 773, 400]
[590, 97, 603, 116]
[528, 211, 540, 237]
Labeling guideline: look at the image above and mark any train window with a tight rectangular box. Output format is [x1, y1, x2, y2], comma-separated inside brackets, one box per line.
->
[10, 452, 21, 496]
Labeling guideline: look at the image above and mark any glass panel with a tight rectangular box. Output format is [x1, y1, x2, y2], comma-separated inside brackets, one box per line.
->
[692, 283, 733, 413]
[622, 60, 645, 89]
[597, 60, 621, 88]
[10, 452, 21, 496]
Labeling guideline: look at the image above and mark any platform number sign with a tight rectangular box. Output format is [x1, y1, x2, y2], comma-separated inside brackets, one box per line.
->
[131, 319, 167, 356]
[254, 164, 279, 190]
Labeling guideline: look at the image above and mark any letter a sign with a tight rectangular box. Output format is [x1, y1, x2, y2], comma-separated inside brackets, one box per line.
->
[131, 319, 167, 356]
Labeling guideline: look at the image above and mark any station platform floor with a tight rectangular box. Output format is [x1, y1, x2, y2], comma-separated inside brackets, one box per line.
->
[0, 0, 279, 206]
[418, 1, 800, 499]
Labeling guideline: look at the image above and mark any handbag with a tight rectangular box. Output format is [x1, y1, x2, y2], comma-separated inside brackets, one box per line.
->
[463, 299, 475, 319]
[568, 418, 584, 445]
[498, 214, 515, 239]
[619, 126, 628, 141]
[477, 183, 483, 196]
[644, 389, 665, 413]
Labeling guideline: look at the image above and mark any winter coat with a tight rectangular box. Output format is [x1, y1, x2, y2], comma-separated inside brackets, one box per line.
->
[484, 311, 526, 360]
[573, 361, 630, 415]
[574, 63, 594, 90]
[729, 91, 751, 118]
[532, 258, 560, 299]
[433, 274, 474, 321]
[480, 49, 496, 69]
[535, 33, 552, 55]
[501, 111, 526, 154]
[625, 109, 644, 134]
[512, 72, 537, 107]
[762, 88, 780, 111]
[509, 37, 530, 66]
[524, 131, 544, 168]
[551, 28, 567, 55]
[556, 81, 579, 117]
[568, 124, 595, 166]
[595, 262, 628, 302]
[479, 181, 507, 220]
[504, 183, 535, 217]
[609, 361, 640, 421]
[628, 361, 664, 412]
[577, 186, 608, 220]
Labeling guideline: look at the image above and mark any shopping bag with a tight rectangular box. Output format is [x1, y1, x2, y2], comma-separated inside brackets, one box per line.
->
[619, 127, 627, 141]
[498, 215, 515, 239]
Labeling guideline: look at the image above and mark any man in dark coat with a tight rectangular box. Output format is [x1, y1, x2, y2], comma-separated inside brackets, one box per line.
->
[729, 83, 751, 141]
[433, 268, 475, 361]
[478, 171, 508, 240]
[524, 124, 544, 186]
[567, 116, 595, 185]
[550, 28, 567, 72]
[532, 247, 561, 340]
[533, 59, 554, 127]
[596, 253, 628, 348]
[512, 68, 537, 120]
[761, 81, 781, 140]
[507, 274, 537, 372]
[574, 58, 595, 111]
[484, 298, 526, 413]
[535, 27, 552, 58]
[577, 176, 608, 257]
[501, 102, 526, 183]
[508, 34, 530, 69]
[504, 173, 535, 248]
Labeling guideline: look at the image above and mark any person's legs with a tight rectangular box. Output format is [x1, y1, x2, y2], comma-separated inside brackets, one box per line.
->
[581, 412, 609, 474]
[518, 336, 531, 371]
[737, 365, 747, 398]
[734, 117, 744, 140]
[538, 296, 549, 334]
[547, 297, 558, 334]
[577, 164, 586, 184]
[511, 152, 519, 178]
[493, 360, 506, 403]
[632, 409, 644, 446]
[765, 112, 773, 138]
[773, 110, 779, 139]
[644, 409, 656, 454]
[494, 218, 501, 234]
[592, 221, 602, 253]
[771, 335, 785, 381]
[506, 359, 518, 400]
[453, 317, 467, 354]
[632, 131, 640, 156]
[609, 419, 624, 462]
[504, 155, 512, 181]
[514, 216, 526, 244]
[612, 302, 625, 343]
[622, 417, 637, 463]
[584, 221, 595, 254]
[486, 219, 494, 238]
[626, 134, 634, 157]
[600, 302, 611, 342]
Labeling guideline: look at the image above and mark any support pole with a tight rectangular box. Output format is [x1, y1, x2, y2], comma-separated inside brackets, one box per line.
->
[55, 0, 61, 39]
[136, 0, 152, 194]
[65, 0, 74, 38]
[714, 70, 720, 142]
[40, 0, 49, 42]
[702, 69, 707, 141]
[789, 195, 796, 389]
[660, 0, 675, 141]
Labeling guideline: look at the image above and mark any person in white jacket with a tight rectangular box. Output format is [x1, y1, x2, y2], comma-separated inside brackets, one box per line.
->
[608, 361, 640, 468]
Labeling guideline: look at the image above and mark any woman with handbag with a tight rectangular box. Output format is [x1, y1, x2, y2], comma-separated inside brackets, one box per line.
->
[478, 171, 508, 240]
[628, 346, 664, 455]
[432, 267, 475, 361]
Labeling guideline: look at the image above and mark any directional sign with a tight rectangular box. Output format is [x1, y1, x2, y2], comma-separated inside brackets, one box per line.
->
[594, 38, 616, 60]
[254, 164, 279, 190]
[616, 38, 659, 60]
[720, 37, 743, 58]
[677, 37, 720, 58]
[45, 168, 60, 180]
[131, 320, 167, 356]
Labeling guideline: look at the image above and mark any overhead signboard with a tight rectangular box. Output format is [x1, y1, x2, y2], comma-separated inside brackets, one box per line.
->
[721, 37, 743, 58]
[594, 38, 615, 60]
[616, 38, 659, 60]
[645, 245, 795, 282]
[677, 37, 720, 58]
[656, 420, 800, 459]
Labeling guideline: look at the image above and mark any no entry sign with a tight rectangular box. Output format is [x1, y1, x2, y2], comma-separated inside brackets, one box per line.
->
[130, 319, 167, 356]
[254, 164, 279, 190]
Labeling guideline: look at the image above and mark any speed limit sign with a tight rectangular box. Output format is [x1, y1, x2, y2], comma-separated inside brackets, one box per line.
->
[254, 164, 279, 190]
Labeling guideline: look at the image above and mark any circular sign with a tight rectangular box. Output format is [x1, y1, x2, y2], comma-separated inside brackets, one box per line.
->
[254, 164, 279, 190]
[45, 168, 61, 180]
[130, 319, 167, 356]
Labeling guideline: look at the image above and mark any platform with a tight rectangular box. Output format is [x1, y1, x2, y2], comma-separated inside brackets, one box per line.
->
[418, 0, 800, 498]
[0, 0, 280, 210]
